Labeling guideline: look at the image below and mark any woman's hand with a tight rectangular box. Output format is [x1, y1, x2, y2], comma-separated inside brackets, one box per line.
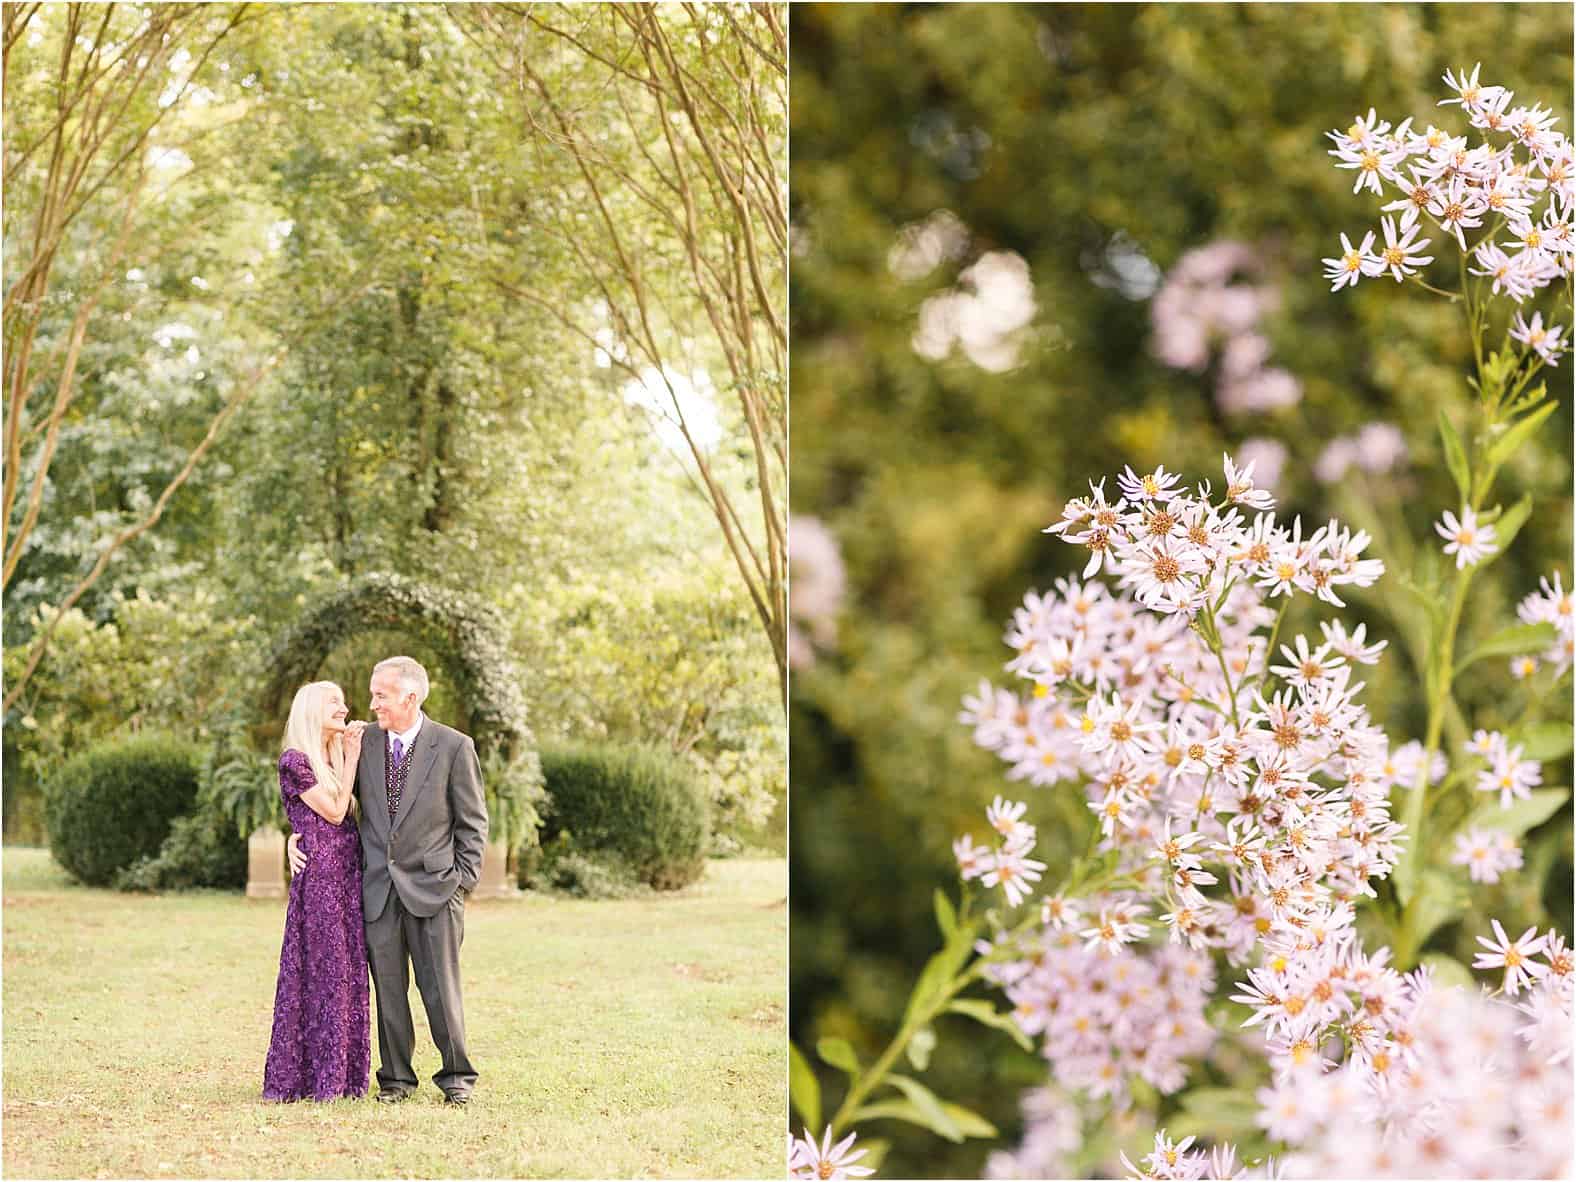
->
[343, 720, 366, 763]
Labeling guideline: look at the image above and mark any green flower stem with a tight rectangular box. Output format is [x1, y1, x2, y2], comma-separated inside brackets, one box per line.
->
[1395, 270, 1502, 968]
[1395, 564, 1474, 967]
[828, 851, 1142, 1137]
[827, 899, 1036, 1137]
[1257, 599, 1290, 693]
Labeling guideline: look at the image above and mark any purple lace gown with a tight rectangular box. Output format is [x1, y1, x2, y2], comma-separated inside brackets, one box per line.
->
[262, 749, 371, 1101]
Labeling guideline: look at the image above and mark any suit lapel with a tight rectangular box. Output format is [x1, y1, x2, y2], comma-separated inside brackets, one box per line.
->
[391, 722, 440, 835]
[365, 726, 389, 835]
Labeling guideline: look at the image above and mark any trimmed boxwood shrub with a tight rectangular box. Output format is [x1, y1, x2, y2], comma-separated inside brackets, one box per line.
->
[44, 735, 202, 886]
[115, 807, 247, 892]
[536, 742, 710, 890]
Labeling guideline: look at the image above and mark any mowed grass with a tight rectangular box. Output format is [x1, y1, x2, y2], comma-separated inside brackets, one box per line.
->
[2, 848, 786, 1179]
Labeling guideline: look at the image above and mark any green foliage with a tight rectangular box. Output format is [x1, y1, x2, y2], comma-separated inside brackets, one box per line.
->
[4, 5, 783, 873]
[2, 590, 257, 842]
[114, 808, 248, 893]
[537, 743, 710, 891]
[510, 556, 781, 853]
[44, 736, 203, 886]
[535, 844, 645, 901]
[201, 720, 284, 841]
[481, 747, 547, 856]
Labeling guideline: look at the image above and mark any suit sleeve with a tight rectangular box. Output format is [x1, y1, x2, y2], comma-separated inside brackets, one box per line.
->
[450, 735, 489, 892]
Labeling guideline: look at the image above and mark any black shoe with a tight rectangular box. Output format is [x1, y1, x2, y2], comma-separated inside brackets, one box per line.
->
[376, 1090, 412, 1104]
[443, 1092, 469, 1106]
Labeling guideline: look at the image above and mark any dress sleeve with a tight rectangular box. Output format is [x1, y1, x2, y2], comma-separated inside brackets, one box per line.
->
[278, 749, 318, 800]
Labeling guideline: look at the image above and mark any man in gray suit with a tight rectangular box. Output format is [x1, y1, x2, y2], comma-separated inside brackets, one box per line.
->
[288, 655, 488, 1105]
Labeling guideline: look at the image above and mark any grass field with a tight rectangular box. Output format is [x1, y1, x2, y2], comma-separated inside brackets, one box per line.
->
[2, 848, 786, 1179]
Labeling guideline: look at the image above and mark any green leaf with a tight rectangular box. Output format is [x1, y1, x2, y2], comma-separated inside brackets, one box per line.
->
[906, 1025, 937, 1072]
[933, 887, 956, 941]
[1485, 494, 1533, 561]
[1411, 868, 1469, 950]
[1167, 1087, 1261, 1141]
[901, 917, 978, 1026]
[938, 1100, 998, 1139]
[1518, 723, 1574, 763]
[788, 1041, 821, 1132]
[1437, 409, 1470, 504]
[1455, 622, 1558, 676]
[1464, 787, 1570, 839]
[884, 1074, 963, 1142]
[1394, 842, 1421, 908]
[945, 997, 1033, 1051]
[1421, 953, 1476, 992]
[854, 1098, 981, 1143]
[816, 1035, 860, 1077]
[1485, 400, 1558, 472]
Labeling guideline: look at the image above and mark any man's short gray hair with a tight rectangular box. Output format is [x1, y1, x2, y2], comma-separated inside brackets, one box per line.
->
[374, 656, 430, 705]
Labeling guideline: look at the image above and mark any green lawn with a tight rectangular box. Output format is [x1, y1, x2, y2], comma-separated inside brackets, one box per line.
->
[2, 848, 786, 1179]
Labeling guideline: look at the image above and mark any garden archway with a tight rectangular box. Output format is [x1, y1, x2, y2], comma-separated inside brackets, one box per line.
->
[256, 573, 533, 761]
[245, 572, 539, 898]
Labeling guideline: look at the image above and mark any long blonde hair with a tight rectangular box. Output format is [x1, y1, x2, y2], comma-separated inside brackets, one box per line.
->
[282, 681, 345, 798]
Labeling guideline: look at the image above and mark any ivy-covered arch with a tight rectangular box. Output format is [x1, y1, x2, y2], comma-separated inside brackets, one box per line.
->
[258, 573, 531, 760]
[232, 572, 542, 851]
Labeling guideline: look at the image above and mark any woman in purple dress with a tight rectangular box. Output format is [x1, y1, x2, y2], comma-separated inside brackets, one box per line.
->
[263, 681, 372, 1101]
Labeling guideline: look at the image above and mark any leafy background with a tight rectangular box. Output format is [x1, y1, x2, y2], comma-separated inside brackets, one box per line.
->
[788, 4, 1573, 1176]
[3, 4, 784, 857]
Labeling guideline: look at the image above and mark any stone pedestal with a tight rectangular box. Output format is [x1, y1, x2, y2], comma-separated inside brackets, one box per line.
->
[473, 838, 519, 900]
[246, 825, 288, 899]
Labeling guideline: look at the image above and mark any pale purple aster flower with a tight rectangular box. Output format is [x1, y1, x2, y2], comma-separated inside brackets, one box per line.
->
[789, 1127, 876, 1181]
[1452, 828, 1523, 883]
[1473, 918, 1550, 995]
[1510, 309, 1566, 364]
[1434, 507, 1497, 569]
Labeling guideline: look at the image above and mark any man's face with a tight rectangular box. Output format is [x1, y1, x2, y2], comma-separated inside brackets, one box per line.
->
[369, 668, 419, 733]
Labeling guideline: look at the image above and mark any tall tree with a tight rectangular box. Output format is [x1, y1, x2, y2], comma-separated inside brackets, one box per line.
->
[456, 2, 789, 702]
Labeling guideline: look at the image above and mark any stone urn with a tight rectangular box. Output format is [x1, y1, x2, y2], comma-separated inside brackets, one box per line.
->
[246, 824, 288, 899]
[472, 837, 519, 900]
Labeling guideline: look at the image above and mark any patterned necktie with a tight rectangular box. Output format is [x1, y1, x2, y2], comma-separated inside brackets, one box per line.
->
[387, 736, 405, 823]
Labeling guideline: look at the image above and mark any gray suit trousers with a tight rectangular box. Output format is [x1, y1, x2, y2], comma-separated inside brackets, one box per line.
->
[365, 888, 476, 1097]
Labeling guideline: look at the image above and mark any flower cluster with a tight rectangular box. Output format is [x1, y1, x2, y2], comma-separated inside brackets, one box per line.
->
[1150, 241, 1302, 415]
[955, 797, 1049, 907]
[956, 458, 1429, 1125]
[981, 1088, 1081, 1180]
[1042, 459, 1384, 612]
[1134, 920, 1572, 1179]
[972, 921, 1218, 1108]
[1323, 64, 1572, 348]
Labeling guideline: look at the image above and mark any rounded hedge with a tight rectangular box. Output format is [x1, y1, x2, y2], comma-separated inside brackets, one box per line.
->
[537, 743, 710, 890]
[45, 735, 203, 886]
[115, 808, 247, 892]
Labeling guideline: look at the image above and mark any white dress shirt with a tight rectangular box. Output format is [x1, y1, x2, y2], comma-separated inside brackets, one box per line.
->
[388, 713, 424, 763]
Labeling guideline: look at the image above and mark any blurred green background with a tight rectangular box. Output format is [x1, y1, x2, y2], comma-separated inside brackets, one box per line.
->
[788, 4, 1573, 1176]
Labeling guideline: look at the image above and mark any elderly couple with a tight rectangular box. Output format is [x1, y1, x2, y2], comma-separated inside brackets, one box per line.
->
[261, 655, 489, 1105]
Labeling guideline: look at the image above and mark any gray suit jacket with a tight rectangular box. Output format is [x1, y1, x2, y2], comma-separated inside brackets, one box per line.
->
[357, 716, 488, 921]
